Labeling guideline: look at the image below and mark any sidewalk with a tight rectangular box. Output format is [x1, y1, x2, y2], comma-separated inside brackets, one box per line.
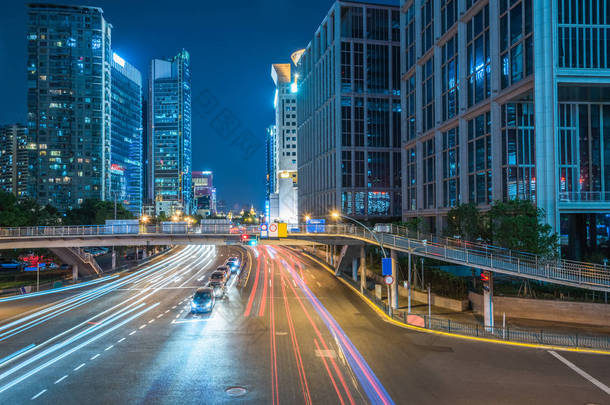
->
[380, 289, 610, 337]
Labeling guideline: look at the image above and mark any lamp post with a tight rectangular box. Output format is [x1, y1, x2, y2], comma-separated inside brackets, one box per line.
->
[330, 211, 386, 258]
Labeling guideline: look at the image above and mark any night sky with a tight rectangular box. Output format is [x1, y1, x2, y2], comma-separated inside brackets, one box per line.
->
[0, 0, 343, 211]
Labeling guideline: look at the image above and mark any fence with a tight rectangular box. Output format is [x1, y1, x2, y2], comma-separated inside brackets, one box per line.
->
[341, 275, 610, 351]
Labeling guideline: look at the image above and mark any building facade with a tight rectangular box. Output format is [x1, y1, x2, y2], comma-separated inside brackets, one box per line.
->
[0, 124, 29, 197]
[270, 62, 299, 224]
[148, 50, 192, 216]
[110, 52, 142, 215]
[399, 0, 610, 259]
[192, 171, 216, 217]
[297, 1, 402, 220]
[26, 4, 113, 211]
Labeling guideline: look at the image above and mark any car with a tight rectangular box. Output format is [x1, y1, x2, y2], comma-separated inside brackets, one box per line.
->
[207, 280, 225, 298]
[226, 257, 240, 271]
[209, 270, 227, 285]
[216, 265, 230, 277]
[191, 287, 215, 313]
[0, 259, 23, 270]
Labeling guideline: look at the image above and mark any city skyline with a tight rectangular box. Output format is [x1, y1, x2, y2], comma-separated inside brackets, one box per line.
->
[0, 0, 367, 210]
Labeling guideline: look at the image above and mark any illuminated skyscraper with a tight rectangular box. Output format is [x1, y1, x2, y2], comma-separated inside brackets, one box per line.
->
[297, 1, 402, 219]
[148, 50, 192, 216]
[399, 0, 610, 259]
[192, 171, 216, 217]
[26, 4, 112, 211]
[0, 124, 29, 197]
[110, 52, 142, 215]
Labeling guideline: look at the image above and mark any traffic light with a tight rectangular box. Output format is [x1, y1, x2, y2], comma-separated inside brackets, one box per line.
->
[480, 272, 490, 283]
[241, 234, 258, 246]
[241, 234, 249, 242]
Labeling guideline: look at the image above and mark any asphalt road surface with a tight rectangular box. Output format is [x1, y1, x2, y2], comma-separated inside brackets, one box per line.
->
[0, 245, 608, 404]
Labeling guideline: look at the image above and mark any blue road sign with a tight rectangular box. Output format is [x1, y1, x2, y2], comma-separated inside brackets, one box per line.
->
[382, 257, 393, 276]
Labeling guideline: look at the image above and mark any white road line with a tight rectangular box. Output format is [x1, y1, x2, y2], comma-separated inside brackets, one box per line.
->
[73, 363, 85, 371]
[104, 345, 113, 351]
[148, 319, 155, 324]
[157, 314, 163, 318]
[172, 306, 177, 309]
[139, 325, 146, 330]
[54, 375, 68, 384]
[117, 337, 126, 343]
[548, 350, 610, 395]
[164, 310, 170, 314]
[90, 354, 100, 360]
[129, 331, 136, 336]
[31, 389, 47, 400]
[316, 281, 322, 287]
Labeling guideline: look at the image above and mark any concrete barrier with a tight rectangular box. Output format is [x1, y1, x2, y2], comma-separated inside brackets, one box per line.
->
[469, 291, 610, 326]
[397, 285, 469, 312]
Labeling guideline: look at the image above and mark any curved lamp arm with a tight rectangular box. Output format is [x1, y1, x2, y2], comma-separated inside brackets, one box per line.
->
[333, 214, 387, 258]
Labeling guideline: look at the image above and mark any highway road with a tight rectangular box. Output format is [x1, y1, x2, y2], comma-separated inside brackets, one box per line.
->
[0, 245, 608, 404]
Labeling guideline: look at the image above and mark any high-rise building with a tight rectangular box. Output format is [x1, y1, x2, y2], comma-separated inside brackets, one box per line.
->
[141, 98, 149, 206]
[265, 124, 277, 200]
[192, 171, 216, 217]
[148, 50, 192, 216]
[399, 0, 610, 260]
[0, 124, 29, 197]
[271, 60, 300, 224]
[26, 4, 112, 211]
[297, 1, 402, 220]
[110, 52, 142, 215]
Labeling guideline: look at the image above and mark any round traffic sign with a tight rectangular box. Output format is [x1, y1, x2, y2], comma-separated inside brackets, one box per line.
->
[384, 275, 394, 285]
[269, 223, 278, 232]
[260, 224, 268, 231]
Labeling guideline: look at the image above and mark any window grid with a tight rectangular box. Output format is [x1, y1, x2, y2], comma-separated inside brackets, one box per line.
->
[500, 0, 534, 89]
[468, 112, 492, 205]
[466, 5, 491, 107]
[423, 138, 436, 209]
[442, 127, 460, 207]
[441, 35, 459, 122]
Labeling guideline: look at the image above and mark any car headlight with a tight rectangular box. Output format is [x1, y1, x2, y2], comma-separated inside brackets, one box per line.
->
[191, 301, 197, 307]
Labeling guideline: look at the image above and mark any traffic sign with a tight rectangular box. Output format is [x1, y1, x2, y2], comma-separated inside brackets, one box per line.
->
[269, 223, 279, 238]
[382, 257, 393, 276]
[260, 223, 269, 238]
[384, 275, 394, 285]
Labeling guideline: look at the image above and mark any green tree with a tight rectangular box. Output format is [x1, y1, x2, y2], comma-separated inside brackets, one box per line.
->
[446, 202, 485, 241]
[488, 199, 559, 257]
[0, 192, 60, 227]
[64, 199, 134, 225]
[394, 217, 421, 233]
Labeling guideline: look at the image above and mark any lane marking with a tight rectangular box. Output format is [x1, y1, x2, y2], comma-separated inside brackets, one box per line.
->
[164, 310, 170, 314]
[54, 375, 68, 384]
[90, 354, 100, 360]
[129, 331, 136, 336]
[31, 389, 47, 400]
[316, 281, 322, 288]
[139, 325, 146, 330]
[148, 319, 155, 324]
[104, 345, 114, 351]
[548, 350, 610, 395]
[117, 338, 126, 343]
[73, 363, 85, 371]
[157, 314, 163, 318]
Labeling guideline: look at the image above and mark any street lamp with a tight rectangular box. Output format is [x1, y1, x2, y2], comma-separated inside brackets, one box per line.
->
[304, 215, 311, 222]
[329, 211, 387, 258]
[140, 214, 149, 224]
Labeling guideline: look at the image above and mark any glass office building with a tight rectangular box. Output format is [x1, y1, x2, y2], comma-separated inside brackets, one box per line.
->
[26, 4, 112, 212]
[148, 50, 192, 216]
[400, 0, 610, 259]
[0, 124, 29, 197]
[110, 52, 142, 215]
[297, 1, 402, 219]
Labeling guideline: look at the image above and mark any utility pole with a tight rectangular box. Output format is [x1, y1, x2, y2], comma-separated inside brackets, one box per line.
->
[407, 252, 412, 313]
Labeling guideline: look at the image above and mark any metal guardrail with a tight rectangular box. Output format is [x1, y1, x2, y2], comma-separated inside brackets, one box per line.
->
[558, 191, 610, 202]
[0, 223, 609, 290]
[343, 275, 610, 351]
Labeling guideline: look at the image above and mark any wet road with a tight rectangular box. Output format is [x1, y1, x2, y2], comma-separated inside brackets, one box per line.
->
[0, 245, 608, 404]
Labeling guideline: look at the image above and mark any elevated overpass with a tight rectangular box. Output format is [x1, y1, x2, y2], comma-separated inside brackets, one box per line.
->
[0, 224, 608, 292]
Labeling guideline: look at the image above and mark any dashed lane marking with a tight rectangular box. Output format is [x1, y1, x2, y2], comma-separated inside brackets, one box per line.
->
[90, 354, 100, 360]
[54, 375, 68, 384]
[104, 345, 114, 351]
[139, 325, 146, 330]
[117, 337, 126, 343]
[31, 389, 47, 400]
[129, 331, 136, 336]
[74, 363, 85, 371]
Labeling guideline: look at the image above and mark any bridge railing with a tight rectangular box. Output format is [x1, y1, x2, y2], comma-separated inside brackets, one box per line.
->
[289, 224, 610, 290]
[1, 223, 609, 289]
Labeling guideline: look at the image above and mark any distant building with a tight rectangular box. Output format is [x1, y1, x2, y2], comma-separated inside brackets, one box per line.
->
[398, 0, 610, 260]
[270, 57, 302, 224]
[141, 98, 149, 207]
[110, 52, 142, 215]
[0, 124, 29, 197]
[192, 171, 216, 217]
[297, 2, 402, 220]
[148, 50, 192, 216]
[26, 4, 113, 211]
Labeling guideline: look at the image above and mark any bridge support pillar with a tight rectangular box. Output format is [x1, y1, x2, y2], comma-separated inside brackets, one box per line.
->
[142, 247, 147, 259]
[360, 246, 366, 293]
[483, 272, 494, 331]
[112, 249, 116, 270]
[391, 249, 398, 310]
[72, 264, 78, 282]
[352, 257, 358, 282]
